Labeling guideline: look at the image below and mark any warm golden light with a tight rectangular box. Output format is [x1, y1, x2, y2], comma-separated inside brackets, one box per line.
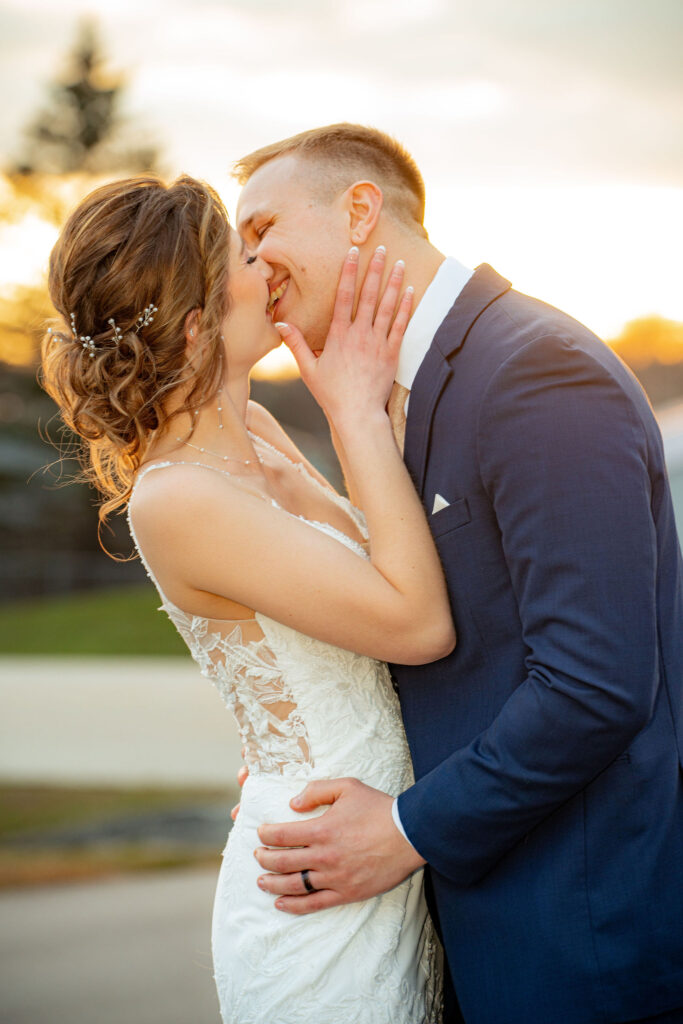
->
[609, 317, 683, 368]
[0, 215, 56, 291]
[252, 344, 300, 380]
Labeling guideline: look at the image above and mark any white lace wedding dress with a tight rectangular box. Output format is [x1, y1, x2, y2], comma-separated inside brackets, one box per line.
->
[128, 436, 442, 1024]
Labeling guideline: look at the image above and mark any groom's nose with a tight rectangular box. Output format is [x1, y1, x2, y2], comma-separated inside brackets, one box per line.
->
[247, 250, 273, 280]
[256, 254, 274, 280]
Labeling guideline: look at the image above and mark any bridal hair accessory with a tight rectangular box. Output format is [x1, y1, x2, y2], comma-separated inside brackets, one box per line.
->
[47, 303, 159, 358]
[135, 305, 158, 331]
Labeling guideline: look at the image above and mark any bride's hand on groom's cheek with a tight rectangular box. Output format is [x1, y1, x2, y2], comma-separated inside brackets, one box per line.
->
[275, 245, 412, 425]
[253, 778, 426, 915]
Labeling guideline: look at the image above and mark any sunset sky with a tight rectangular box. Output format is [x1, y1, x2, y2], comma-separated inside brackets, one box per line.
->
[1, 0, 681, 372]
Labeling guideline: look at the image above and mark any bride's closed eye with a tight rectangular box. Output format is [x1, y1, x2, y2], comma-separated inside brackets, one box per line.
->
[246, 255, 257, 265]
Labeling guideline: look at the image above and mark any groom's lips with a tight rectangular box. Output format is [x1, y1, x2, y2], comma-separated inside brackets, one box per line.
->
[267, 278, 289, 319]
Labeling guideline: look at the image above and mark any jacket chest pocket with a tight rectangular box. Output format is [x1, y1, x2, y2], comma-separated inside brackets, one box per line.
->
[429, 496, 471, 539]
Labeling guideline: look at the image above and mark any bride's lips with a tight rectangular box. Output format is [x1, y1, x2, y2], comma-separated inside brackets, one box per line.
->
[267, 278, 289, 320]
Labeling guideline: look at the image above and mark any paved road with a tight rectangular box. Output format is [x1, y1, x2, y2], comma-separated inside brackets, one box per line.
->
[0, 867, 222, 1024]
[0, 657, 243, 786]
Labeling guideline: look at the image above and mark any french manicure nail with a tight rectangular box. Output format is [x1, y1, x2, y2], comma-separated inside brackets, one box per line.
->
[406, 285, 414, 295]
[348, 246, 359, 260]
[375, 245, 386, 256]
[394, 259, 405, 269]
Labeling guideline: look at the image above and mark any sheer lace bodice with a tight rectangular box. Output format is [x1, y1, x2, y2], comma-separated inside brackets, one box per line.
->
[165, 613, 313, 777]
[127, 444, 411, 790]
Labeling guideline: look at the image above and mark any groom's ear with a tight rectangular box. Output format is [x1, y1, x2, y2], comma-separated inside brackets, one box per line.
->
[344, 181, 384, 245]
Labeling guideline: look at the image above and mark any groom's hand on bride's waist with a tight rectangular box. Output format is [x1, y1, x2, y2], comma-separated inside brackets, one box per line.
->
[254, 778, 426, 915]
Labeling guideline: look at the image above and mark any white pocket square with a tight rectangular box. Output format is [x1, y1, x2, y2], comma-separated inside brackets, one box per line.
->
[432, 493, 450, 514]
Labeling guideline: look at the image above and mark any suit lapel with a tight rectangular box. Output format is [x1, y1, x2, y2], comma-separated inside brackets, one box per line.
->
[404, 350, 451, 496]
[404, 264, 512, 496]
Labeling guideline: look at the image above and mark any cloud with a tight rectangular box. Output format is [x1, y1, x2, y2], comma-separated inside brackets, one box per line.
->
[0, 0, 680, 188]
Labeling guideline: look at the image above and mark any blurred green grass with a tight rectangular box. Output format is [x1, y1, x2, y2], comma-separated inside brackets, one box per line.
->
[0, 783, 228, 839]
[0, 783, 233, 887]
[0, 585, 187, 655]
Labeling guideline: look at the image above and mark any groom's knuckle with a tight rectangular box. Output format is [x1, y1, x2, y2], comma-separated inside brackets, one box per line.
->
[317, 846, 333, 868]
[314, 822, 329, 843]
[306, 818, 322, 838]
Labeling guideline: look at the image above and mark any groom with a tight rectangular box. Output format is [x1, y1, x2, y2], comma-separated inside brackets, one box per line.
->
[234, 124, 683, 1024]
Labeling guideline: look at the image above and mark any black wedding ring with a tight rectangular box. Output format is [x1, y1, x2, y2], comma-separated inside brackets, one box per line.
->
[301, 869, 316, 893]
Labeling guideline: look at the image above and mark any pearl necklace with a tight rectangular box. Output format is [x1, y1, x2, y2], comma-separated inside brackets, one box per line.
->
[175, 437, 261, 466]
[176, 382, 261, 465]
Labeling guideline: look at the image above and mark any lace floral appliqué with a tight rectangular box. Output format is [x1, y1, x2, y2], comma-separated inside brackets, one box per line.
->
[164, 608, 313, 777]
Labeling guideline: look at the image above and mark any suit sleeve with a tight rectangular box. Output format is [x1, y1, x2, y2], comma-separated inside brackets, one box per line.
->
[397, 334, 659, 885]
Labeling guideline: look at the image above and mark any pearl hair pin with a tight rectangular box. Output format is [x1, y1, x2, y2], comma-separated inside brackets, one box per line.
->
[48, 302, 159, 356]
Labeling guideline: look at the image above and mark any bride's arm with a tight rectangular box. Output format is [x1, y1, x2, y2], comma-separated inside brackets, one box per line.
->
[277, 247, 449, 635]
[131, 248, 455, 665]
[328, 421, 362, 508]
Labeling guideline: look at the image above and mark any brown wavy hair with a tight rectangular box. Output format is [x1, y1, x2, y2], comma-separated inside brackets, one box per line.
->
[41, 174, 231, 539]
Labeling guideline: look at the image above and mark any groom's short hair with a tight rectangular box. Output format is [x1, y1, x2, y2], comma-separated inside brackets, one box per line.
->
[233, 123, 427, 236]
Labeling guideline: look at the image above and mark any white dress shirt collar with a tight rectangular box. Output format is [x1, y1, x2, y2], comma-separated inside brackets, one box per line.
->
[395, 256, 474, 391]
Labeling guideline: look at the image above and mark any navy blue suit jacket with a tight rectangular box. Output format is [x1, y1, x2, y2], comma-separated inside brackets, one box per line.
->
[394, 266, 683, 1024]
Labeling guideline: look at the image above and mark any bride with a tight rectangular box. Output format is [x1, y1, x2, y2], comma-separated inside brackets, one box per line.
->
[42, 174, 454, 1023]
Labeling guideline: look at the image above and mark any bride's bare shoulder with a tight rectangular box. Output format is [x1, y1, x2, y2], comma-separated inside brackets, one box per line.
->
[129, 460, 244, 527]
[246, 401, 297, 453]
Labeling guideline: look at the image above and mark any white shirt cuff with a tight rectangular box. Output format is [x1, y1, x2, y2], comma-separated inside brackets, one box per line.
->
[392, 797, 416, 850]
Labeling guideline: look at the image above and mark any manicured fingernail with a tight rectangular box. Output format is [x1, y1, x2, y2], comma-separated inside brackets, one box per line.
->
[257, 877, 266, 889]
[275, 900, 285, 910]
[393, 259, 405, 272]
[406, 285, 414, 295]
[254, 848, 260, 860]
[291, 796, 302, 808]
[348, 246, 359, 260]
[274, 322, 291, 335]
[375, 245, 386, 255]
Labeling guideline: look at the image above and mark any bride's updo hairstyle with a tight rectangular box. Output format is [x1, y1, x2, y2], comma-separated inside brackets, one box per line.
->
[41, 174, 231, 529]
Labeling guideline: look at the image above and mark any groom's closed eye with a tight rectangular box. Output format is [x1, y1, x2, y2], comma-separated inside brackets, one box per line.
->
[239, 211, 273, 245]
[254, 221, 272, 241]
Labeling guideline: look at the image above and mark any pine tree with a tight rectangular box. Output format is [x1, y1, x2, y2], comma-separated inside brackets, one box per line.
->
[11, 19, 159, 176]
